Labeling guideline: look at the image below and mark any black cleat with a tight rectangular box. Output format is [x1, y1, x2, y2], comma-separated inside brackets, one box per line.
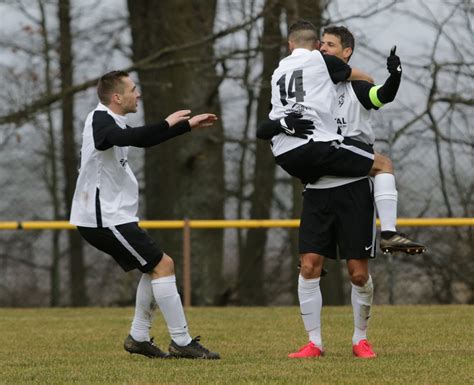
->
[124, 334, 170, 358]
[169, 336, 220, 359]
[380, 232, 426, 255]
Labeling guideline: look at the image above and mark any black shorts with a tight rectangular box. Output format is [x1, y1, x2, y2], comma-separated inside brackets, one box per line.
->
[275, 137, 374, 184]
[299, 178, 376, 260]
[77, 222, 163, 273]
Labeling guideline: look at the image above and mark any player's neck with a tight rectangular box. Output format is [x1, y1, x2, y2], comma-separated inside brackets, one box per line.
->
[107, 104, 126, 116]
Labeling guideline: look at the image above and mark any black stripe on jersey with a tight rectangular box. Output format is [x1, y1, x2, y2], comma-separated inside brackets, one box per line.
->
[95, 188, 103, 228]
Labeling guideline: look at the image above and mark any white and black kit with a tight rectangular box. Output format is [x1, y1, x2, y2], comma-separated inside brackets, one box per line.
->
[70, 103, 190, 272]
[262, 48, 375, 184]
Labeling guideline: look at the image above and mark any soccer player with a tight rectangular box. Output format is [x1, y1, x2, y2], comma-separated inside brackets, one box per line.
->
[257, 23, 424, 359]
[258, 19, 425, 255]
[70, 70, 219, 359]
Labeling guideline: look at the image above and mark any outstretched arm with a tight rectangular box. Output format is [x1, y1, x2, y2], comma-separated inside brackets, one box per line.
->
[93, 110, 193, 150]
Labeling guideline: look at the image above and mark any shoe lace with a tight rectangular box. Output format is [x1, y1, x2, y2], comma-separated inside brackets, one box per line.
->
[190, 335, 210, 354]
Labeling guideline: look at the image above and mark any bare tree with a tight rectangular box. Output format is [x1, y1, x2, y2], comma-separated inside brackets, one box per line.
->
[57, 0, 88, 306]
[127, 0, 225, 305]
[236, 0, 283, 305]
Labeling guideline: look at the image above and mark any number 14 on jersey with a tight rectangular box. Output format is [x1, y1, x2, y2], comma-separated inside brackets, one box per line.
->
[276, 70, 306, 106]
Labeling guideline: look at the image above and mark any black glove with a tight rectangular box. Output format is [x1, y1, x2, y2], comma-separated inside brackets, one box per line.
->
[387, 45, 402, 76]
[280, 112, 314, 139]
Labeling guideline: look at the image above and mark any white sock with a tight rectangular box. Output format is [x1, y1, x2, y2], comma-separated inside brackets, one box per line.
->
[374, 173, 398, 232]
[298, 275, 322, 349]
[151, 275, 192, 346]
[351, 275, 374, 345]
[130, 274, 156, 342]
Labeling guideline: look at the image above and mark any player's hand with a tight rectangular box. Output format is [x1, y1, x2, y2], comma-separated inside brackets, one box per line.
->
[188, 113, 218, 129]
[387, 46, 402, 76]
[165, 110, 191, 126]
[280, 112, 314, 139]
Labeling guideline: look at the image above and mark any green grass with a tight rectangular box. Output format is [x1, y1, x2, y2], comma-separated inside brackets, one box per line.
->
[0, 306, 472, 384]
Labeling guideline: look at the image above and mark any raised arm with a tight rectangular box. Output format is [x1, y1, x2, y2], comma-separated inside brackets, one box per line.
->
[351, 46, 402, 110]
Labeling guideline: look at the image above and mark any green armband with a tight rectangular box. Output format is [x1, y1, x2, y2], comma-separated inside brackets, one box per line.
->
[369, 85, 384, 108]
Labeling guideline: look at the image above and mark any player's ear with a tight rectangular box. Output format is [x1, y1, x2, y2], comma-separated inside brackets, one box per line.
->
[343, 47, 353, 61]
[314, 39, 321, 50]
[112, 92, 122, 105]
[288, 40, 294, 53]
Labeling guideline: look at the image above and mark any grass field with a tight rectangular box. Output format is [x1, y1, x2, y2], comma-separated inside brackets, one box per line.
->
[0, 305, 472, 384]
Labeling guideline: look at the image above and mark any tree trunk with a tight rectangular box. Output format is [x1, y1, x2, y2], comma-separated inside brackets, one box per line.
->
[39, 0, 62, 307]
[238, 0, 282, 305]
[58, 0, 87, 306]
[295, 0, 326, 32]
[128, 0, 224, 305]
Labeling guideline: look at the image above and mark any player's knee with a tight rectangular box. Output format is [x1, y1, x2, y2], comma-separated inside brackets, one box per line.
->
[299, 253, 324, 278]
[151, 253, 174, 276]
[161, 253, 174, 269]
[374, 153, 393, 174]
[350, 272, 369, 286]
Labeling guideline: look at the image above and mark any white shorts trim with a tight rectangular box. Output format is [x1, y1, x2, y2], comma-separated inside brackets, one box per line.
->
[339, 142, 375, 160]
[110, 226, 147, 266]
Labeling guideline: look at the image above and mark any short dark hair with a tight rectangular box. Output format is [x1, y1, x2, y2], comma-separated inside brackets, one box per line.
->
[322, 25, 355, 56]
[288, 19, 318, 45]
[97, 70, 129, 105]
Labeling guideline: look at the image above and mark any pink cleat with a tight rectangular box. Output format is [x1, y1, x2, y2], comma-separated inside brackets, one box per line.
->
[288, 342, 324, 358]
[352, 339, 376, 359]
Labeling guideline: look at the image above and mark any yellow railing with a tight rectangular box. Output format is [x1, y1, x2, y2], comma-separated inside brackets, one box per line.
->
[1, 217, 473, 230]
[2, 218, 472, 306]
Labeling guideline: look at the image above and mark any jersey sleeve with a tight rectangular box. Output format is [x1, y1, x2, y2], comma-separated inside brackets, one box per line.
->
[351, 80, 378, 110]
[351, 70, 401, 111]
[322, 54, 352, 84]
[257, 118, 281, 140]
[92, 111, 190, 150]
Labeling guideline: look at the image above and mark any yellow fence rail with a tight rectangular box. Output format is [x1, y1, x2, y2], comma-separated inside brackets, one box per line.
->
[0, 218, 473, 230]
[1, 218, 472, 306]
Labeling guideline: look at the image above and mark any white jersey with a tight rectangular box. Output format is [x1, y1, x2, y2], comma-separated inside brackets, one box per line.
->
[334, 81, 375, 145]
[308, 81, 375, 189]
[70, 103, 139, 227]
[269, 48, 343, 157]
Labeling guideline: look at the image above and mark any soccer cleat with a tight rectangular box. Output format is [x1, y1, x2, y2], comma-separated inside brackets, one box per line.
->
[168, 336, 220, 359]
[288, 342, 324, 358]
[380, 232, 426, 255]
[123, 334, 170, 358]
[352, 339, 376, 359]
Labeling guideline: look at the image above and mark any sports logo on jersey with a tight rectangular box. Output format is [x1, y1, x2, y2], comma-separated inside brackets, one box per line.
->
[119, 158, 128, 168]
[338, 92, 345, 107]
